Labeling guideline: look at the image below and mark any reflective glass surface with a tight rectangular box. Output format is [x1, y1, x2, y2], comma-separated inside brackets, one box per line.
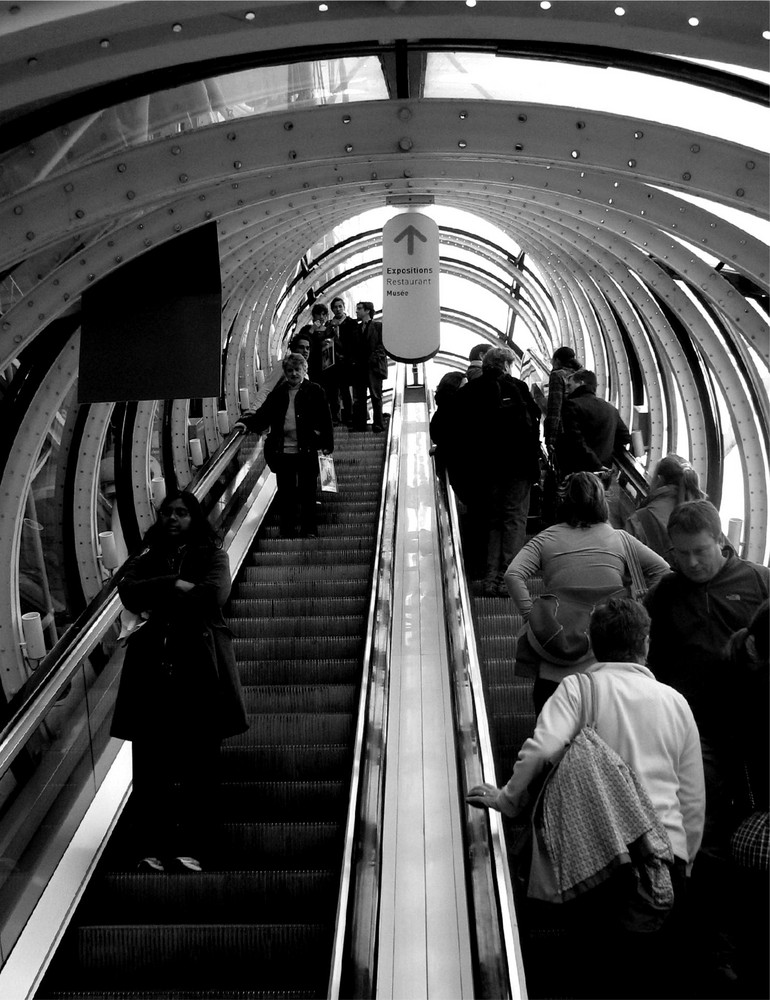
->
[0, 56, 389, 198]
[424, 52, 770, 151]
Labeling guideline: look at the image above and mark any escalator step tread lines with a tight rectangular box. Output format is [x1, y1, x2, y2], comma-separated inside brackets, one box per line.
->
[470, 561, 579, 998]
[38, 424, 387, 998]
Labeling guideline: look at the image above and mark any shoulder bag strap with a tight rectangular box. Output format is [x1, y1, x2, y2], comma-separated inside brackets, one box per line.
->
[577, 671, 597, 729]
[618, 529, 646, 599]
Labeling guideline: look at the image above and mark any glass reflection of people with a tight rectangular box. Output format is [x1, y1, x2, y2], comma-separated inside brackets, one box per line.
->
[110, 491, 248, 873]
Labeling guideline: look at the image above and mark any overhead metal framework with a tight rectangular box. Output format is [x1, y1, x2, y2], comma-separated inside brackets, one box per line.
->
[0, 1, 767, 696]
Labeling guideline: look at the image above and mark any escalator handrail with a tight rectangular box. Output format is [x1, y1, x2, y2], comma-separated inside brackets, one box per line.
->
[327, 367, 405, 1000]
[0, 427, 249, 778]
[430, 391, 528, 1000]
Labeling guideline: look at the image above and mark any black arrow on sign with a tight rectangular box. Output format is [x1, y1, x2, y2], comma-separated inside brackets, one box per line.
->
[393, 225, 428, 256]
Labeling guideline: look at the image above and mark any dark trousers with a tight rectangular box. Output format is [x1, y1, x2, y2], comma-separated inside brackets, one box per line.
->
[131, 733, 221, 862]
[352, 369, 384, 429]
[485, 476, 531, 581]
[276, 452, 319, 533]
[525, 861, 689, 1000]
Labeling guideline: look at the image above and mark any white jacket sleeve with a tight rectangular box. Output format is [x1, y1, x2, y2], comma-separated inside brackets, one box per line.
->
[497, 678, 582, 816]
[676, 701, 706, 869]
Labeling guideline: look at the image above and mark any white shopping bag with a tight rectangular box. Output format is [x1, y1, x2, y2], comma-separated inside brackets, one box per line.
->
[318, 452, 338, 493]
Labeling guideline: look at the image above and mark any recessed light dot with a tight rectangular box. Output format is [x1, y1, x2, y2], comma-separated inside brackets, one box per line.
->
[100, 38, 110, 48]
[614, 6, 625, 15]
[244, 10, 256, 19]
[172, 23, 182, 32]
[540, 1, 551, 8]
[466, 0, 477, 6]
[318, 3, 328, 10]
[688, 17, 699, 26]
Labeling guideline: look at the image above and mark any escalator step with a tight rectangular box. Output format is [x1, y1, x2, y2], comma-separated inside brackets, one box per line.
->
[81, 870, 338, 924]
[484, 683, 533, 716]
[233, 636, 364, 659]
[231, 713, 354, 745]
[230, 616, 364, 639]
[261, 523, 374, 538]
[234, 579, 369, 599]
[257, 536, 374, 554]
[235, 659, 360, 685]
[251, 550, 373, 566]
[241, 684, 358, 713]
[229, 597, 368, 618]
[219, 782, 347, 820]
[69, 923, 332, 990]
[44, 990, 319, 999]
[220, 744, 351, 780]
[238, 565, 369, 583]
[477, 635, 517, 659]
[218, 821, 343, 866]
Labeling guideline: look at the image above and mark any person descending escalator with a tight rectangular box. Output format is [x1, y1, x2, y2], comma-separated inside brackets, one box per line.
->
[110, 491, 249, 874]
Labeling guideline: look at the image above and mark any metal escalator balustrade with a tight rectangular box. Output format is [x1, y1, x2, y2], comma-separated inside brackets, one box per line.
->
[0, 425, 264, 990]
[33, 420, 391, 998]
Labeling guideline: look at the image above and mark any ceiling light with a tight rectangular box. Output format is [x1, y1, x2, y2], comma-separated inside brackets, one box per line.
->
[466, 0, 477, 7]
[614, 7, 625, 16]
[318, 3, 328, 10]
[540, 1, 551, 8]
[244, 10, 256, 19]
[688, 17, 699, 26]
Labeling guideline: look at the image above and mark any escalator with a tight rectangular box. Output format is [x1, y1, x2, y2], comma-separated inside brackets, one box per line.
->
[36, 423, 388, 999]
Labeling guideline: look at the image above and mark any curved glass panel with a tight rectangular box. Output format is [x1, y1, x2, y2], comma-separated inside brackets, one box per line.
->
[424, 52, 770, 151]
[0, 57, 388, 198]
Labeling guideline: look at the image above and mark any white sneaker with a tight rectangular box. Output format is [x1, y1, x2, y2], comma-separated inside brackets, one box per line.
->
[173, 856, 202, 872]
[137, 856, 164, 872]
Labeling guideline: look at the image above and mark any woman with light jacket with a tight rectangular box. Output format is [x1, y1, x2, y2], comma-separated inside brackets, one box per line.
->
[505, 471, 669, 713]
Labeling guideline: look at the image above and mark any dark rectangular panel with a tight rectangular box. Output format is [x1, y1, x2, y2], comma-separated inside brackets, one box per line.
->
[78, 223, 222, 403]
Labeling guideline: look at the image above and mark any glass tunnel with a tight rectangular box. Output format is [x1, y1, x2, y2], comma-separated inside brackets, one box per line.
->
[0, 2, 767, 998]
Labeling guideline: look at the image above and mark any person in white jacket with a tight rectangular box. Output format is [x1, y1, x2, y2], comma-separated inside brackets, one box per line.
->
[468, 597, 705, 999]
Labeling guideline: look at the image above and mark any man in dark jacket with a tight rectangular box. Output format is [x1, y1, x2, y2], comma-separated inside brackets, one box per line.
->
[646, 499, 769, 989]
[352, 301, 388, 432]
[555, 369, 631, 475]
[454, 346, 541, 595]
[235, 353, 333, 536]
[329, 296, 359, 425]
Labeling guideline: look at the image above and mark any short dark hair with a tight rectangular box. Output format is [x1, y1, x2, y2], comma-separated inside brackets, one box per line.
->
[668, 499, 722, 542]
[289, 332, 311, 350]
[330, 297, 345, 309]
[311, 303, 328, 320]
[435, 371, 466, 403]
[557, 471, 609, 527]
[553, 346, 579, 368]
[570, 369, 597, 391]
[357, 301, 375, 319]
[482, 346, 515, 372]
[469, 343, 492, 363]
[590, 597, 651, 663]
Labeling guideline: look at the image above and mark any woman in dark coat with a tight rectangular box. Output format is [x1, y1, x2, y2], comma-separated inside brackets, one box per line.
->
[111, 490, 248, 872]
[236, 352, 334, 537]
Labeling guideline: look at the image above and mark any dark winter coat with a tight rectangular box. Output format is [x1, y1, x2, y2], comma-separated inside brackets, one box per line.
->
[646, 551, 769, 737]
[329, 315, 360, 381]
[555, 385, 631, 474]
[111, 543, 248, 741]
[239, 378, 333, 471]
[353, 319, 388, 379]
[452, 368, 541, 502]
